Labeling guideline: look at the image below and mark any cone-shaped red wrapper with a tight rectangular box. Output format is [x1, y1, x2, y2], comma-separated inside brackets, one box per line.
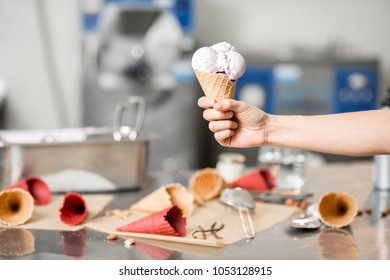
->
[7, 177, 51, 205]
[59, 192, 88, 226]
[116, 205, 186, 237]
[232, 169, 276, 191]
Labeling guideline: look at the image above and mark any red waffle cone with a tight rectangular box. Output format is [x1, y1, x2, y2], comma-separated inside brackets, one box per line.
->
[59, 192, 88, 226]
[6, 177, 51, 205]
[116, 205, 186, 237]
[232, 168, 276, 191]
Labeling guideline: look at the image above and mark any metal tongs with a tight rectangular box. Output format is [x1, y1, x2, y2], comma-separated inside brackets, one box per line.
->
[220, 187, 256, 239]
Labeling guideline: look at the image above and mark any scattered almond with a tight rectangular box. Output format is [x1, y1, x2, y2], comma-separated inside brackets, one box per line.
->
[124, 238, 136, 248]
[105, 209, 114, 216]
[106, 234, 118, 241]
[105, 208, 131, 219]
[112, 209, 127, 219]
[365, 207, 372, 215]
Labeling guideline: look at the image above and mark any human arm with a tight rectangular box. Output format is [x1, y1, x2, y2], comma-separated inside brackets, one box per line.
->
[198, 96, 390, 156]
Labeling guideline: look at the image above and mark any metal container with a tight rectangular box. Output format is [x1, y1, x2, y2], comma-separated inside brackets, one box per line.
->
[0, 97, 150, 192]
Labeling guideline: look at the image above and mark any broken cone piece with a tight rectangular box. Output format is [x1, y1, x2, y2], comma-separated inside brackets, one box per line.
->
[318, 192, 358, 228]
[0, 188, 34, 226]
[117, 205, 186, 237]
[59, 192, 88, 226]
[6, 177, 51, 205]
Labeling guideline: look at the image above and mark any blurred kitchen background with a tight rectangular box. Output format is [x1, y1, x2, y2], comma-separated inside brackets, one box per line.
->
[1, 0, 390, 171]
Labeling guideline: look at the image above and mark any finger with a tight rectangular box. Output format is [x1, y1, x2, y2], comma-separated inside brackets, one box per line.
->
[203, 109, 233, 121]
[198, 96, 215, 108]
[209, 120, 238, 132]
[214, 99, 246, 113]
[214, 129, 235, 142]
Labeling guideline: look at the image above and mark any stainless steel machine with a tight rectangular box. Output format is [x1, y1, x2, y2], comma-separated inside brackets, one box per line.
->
[81, 1, 208, 171]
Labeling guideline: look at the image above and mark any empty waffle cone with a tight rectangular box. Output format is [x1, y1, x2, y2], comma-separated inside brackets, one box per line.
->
[59, 192, 88, 226]
[117, 205, 186, 237]
[130, 183, 194, 218]
[189, 168, 228, 204]
[0, 188, 34, 226]
[318, 192, 358, 228]
[194, 69, 236, 102]
[6, 177, 51, 205]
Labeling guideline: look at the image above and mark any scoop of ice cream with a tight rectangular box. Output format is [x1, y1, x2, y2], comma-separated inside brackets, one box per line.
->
[191, 47, 219, 73]
[210, 42, 237, 53]
[216, 51, 246, 80]
[191, 42, 246, 80]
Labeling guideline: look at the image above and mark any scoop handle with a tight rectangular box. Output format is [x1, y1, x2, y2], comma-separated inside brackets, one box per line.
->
[113, 96, 146, 141]
[238, 206, 255, 239]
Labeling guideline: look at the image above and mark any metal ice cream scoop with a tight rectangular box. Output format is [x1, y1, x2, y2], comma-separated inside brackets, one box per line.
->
[289, 203, 321, 229]
[220, 187, 256, 239]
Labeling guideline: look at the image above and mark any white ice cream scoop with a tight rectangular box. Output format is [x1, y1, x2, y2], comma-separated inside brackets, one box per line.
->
[191, 47, 219, 73]
[191, 42, 246, 80]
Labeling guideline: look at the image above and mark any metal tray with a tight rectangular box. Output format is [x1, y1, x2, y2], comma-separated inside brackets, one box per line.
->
[0, 97, 150, 192]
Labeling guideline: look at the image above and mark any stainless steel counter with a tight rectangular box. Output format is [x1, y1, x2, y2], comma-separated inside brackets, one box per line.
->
[1, 161, 390, 260]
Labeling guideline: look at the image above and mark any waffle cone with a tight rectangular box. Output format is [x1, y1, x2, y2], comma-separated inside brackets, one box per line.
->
[130, 183, 194, 217]
[195, 69, 236, 102]
[318, 192, 358, 228]
[59, 192, 88, 226]
[189, 168, 228, 204]
[0, 188, 34, 226]
[117, 205, 186, 237]
[6, 177, 51, 205]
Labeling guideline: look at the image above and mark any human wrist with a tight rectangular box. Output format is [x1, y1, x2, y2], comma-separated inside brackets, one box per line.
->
[263, 114, 283, 146]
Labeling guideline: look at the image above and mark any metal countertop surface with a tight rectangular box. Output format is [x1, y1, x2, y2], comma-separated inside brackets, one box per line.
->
[1, 161, 389, 260]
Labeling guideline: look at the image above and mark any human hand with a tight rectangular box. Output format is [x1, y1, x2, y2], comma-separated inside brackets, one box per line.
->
[198, 97, 269, 148]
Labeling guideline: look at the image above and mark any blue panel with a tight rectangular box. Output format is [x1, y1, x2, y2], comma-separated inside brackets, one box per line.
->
[172, 0, 193, 34]
[102, 0, 193, 33]
[235, 65, 275, 113]
[334, 65, 378, 113]
[81, 13, 99, 32]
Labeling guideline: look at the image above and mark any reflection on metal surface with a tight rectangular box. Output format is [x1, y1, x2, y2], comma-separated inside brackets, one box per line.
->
[136, 241, 177, 260]
[59, 229, 87, 259]
[317, 228, 359, 260]
[192, 222, 225, 240]
[0, 228, 35, 256]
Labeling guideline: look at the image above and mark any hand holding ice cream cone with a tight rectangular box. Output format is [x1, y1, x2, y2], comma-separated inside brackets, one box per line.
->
[192, 42, 246, 101]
